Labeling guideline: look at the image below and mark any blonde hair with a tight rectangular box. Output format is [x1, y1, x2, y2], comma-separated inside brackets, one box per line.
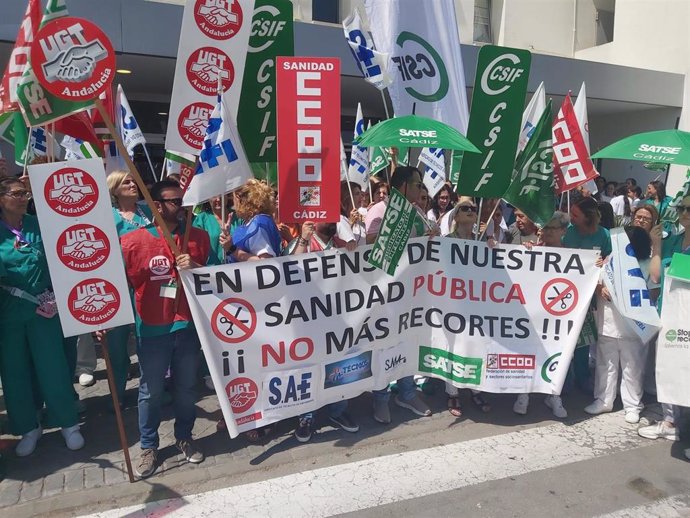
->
[106, 170, 133, 207]
[234, 179, 275, 220]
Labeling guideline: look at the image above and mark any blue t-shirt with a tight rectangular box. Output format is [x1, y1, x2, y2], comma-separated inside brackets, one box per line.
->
[562, 224, 612, 258]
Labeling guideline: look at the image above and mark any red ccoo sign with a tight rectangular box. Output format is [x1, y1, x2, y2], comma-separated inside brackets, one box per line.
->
[276, 57, 340, 224]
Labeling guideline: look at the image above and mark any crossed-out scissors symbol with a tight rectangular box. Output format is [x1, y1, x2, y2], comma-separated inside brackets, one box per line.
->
[219, 306, 249, 336]
[548, 286, 573, 309]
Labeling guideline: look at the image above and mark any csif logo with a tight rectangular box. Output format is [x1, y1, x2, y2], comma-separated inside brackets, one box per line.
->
[480, 53, 526, 96]
[541, 352, 561, 383]
[249, 4, 288, 53]
[392, 31, 448, 102]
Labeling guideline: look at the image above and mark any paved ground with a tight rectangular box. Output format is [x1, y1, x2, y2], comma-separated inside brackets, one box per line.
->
[0, 348, 688, 518]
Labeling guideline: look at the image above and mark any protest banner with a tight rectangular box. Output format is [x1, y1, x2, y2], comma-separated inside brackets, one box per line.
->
[166, 0, 254, 156]
[457, 45, 531, 197]
[27, 158, 134, 337]
[237, 0, 293, 173]
[17, 0, 94, 126]
[368, 188, 417, 274]
[656, 270, 690, 407]
[552, 93, 597, 194]
[503, 101, 555, 227]
[366, 0, 469, 133]
[0, 0, 40, 114]
[276, 57, 341, 224]
[180, 238, 599, 438]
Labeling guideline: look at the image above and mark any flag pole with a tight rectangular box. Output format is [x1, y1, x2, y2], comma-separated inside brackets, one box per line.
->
[141, 144, 159, 182]
[474, 198, 484, 240]
[22, 127, 32, 176]
[95, 99, 181, 255]
[477, 201, 501, 241]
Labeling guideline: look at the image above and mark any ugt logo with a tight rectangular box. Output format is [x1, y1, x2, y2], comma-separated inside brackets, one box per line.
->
[194, 0, 244, 40]
[39, 21, 107, 83]
[392, 31, 448, 102]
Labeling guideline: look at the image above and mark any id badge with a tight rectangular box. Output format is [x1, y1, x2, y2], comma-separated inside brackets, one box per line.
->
[36, 290, 58, 318]
[160, 281, 178, 299]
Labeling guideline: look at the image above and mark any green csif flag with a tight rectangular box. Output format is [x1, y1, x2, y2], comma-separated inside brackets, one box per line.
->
[503, 100, 555, 227]
[367, 187, 417, 275]
[16, 0, 93, 127]
[238, 0, 293, 179]
[458, 45, 531, 197]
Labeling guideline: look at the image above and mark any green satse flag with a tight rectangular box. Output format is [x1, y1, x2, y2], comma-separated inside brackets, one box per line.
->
[238, 0, 294, 170]
[367, 187, 417, 275]
[12, 112, 28, 167]
[369, 146, 389, 175]
[449, 150, 463, 186]
[0, 112, 15, 145]
[502, 100, 555, 227]
[16, 0, 93, 127]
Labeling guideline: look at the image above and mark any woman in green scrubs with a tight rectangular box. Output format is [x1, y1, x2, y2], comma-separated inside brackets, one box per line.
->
[0, 177, 84, 456]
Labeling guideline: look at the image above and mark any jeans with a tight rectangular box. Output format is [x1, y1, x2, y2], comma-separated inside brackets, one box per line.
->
[137, 328, 200, 450]
[373, 375, 416, 403]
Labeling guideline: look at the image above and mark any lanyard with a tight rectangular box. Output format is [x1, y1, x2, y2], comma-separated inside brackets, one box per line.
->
[0, 219, 30, 247]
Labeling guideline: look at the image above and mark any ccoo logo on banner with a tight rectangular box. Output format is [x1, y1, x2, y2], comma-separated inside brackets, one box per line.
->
[166, 0, 255, 156]
[28, 158, 134, 337]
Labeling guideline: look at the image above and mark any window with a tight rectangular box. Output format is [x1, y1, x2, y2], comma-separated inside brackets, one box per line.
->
[474, 0, 492, 44]
[312, 0, 339, 23]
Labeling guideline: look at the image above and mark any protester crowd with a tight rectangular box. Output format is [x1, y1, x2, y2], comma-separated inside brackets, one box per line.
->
[0, 159, 688, 480]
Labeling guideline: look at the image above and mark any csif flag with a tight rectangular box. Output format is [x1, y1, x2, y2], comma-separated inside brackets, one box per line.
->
[182, 94, 252, 207]
[552, 93, 597, 194]
[503, 100, 555, 227]
[0, 0, 41, 114]
[348, 103, 370, 190]
[343, 8, 391, 90]
[116, 85, 146, 156]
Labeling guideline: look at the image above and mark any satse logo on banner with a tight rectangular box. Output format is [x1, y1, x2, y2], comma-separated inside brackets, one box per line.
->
[44, 167, 98, 216]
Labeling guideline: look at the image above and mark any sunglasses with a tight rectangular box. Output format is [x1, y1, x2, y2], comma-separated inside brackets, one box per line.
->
[676, 206, 690, 214]
[457, 205, 477, 213]
[157, 198, 183, 206]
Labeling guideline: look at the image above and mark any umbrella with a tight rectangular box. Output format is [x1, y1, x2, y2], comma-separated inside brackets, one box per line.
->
[353, 115, 480, 153]
[591, 129, 690, 167]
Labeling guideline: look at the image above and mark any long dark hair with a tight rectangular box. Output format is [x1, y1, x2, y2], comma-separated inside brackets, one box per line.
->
[573, 196, 601, 227]
[615, 185, 631, 217]
[430, 184, 455, 219]
[625, 225, 651, 260]
[648, 180, 666, 202]
[598, 201, 615, 229]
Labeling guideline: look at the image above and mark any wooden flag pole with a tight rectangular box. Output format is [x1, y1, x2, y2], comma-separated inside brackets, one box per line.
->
[99, 333, 135, 483]
[94, 99, 180, 255]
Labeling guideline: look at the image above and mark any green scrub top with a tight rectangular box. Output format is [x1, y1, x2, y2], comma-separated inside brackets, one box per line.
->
[0, 214, 51, 298]
[193, 211, 224, 264]
[112, 203, 153, 238]
[562, 224, 612, 258]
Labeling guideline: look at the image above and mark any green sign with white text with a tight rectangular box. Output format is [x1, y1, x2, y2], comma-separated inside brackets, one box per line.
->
[367, 188, 417, 275]
[238, 0, 293, 178]
[457, 45, 531, 197]
[418, 346, 483, 385]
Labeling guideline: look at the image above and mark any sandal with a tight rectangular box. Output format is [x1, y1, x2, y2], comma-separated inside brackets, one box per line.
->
[471, 392, 491, 413]
[447, 397, 462, 417]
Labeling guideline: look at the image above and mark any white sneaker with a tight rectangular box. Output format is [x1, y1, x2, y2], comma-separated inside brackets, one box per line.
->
[513, 394, 529, 415]
[584, 400, 612, 415]
[624, 410, 640, 424]
[61, 425, 85, 451]
[545, 395, 568, 418]
[638, 421, 679, 441]
[78, 373, 95, 387]
[16, 426, 42, 457]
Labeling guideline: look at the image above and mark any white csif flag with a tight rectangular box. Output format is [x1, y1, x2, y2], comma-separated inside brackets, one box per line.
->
[517, 81, 546, 156]
[116, 85, 146, 157]
[366, 0, 469, 133]
[573, 82, 598, 194]
[348, 103, 370, 190]
[182, 93, 252, 207]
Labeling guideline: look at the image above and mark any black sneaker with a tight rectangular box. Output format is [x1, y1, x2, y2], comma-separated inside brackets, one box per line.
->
[295, 415, 314, 443]
[135, 448, 158, 479]
[329, 412, 359, 433]
[176, 439, 205, 463]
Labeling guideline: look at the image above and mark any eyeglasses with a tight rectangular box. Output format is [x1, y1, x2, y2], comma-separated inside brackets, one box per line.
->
[157, 198, 183, 206]
[2, 190, 31, 199]
[676, 206, 690, 214]
[457, 205, 477, 213]
[633, 215, 653, 223]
